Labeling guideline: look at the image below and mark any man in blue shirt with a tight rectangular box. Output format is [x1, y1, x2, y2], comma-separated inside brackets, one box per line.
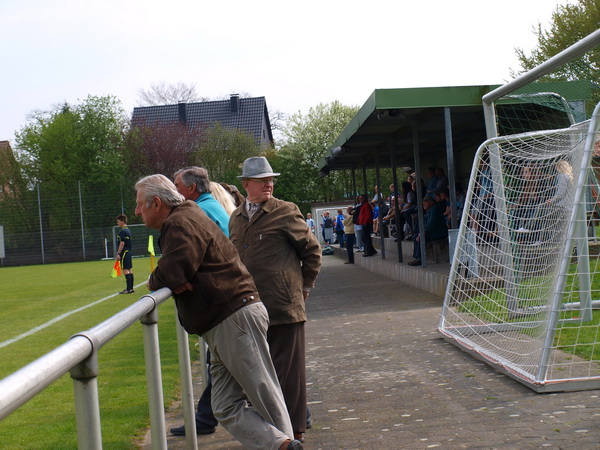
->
[174, 166, 230, 236]
[172, 165, 231, 437]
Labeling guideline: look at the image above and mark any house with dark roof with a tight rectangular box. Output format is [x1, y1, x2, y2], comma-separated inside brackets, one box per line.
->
[131, 94, 274, 148]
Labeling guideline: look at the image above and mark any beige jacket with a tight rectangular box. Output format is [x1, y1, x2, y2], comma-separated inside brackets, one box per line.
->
[342, 214, 355, 234]
[229, 197, 322, 325]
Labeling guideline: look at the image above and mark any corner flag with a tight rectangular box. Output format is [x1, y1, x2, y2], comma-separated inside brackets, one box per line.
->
[148, 235, 156, 271]
[111, 259, 122, 278]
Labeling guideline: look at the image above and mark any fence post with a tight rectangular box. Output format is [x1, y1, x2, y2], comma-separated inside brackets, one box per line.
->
[175, 309, 198, 449]
[69, 333, 102, 450]
[140, 306, 168, 450]
[36, 183, 45, 264]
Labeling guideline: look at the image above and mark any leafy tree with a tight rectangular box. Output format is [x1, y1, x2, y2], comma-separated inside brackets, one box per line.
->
[193, 122, 263, 184]
[514, 0, 600, 102]
[125, 120, 206, 178]
[15, 95, 129, 230]
[16, 96, 128, 186]
[272, 101, 359, 211]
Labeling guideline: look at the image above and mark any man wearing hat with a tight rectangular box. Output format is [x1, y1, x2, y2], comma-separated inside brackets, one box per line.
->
[229, 157, 322, 443]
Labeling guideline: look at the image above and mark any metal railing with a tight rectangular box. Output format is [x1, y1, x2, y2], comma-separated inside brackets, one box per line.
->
[0, 288, 200, 450]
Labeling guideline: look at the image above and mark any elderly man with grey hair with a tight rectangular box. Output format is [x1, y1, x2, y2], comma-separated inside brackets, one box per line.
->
[173, 166, 230, 236]
[229, 157, 322, 444]
[135, 174, 303, 450]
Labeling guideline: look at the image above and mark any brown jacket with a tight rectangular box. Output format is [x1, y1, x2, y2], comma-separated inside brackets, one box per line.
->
[148, 201, 259, 336]
[229, 197, 321, 325]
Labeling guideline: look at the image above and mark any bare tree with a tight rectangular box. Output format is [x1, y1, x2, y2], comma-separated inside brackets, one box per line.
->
[136, 82, 209, 106]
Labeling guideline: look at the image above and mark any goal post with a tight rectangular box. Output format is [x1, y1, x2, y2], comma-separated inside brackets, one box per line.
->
[440, 109, 600, 392]
[439, 29, 600, 392]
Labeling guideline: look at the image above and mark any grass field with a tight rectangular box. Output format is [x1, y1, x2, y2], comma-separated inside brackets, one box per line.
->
[0, 258, 191, 449]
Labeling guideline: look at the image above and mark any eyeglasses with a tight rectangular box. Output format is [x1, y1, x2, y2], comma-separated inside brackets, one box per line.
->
[248, 178, 277, 185]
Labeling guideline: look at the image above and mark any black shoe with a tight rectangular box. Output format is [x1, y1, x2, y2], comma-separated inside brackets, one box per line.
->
[344, 261, 353, 264]
[119, 289, 134, 294]
[408, 259, 422, 266]
[287, 440, 304, 450]
[169, 424, 216, 436]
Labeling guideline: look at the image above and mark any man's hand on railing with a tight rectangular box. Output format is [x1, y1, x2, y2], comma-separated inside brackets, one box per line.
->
[172, 282, 193, 294]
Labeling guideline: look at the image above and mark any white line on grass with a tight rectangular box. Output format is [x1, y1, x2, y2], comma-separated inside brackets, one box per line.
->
[0, 283, 147, 349]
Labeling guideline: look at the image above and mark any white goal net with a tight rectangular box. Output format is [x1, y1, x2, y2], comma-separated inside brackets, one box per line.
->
[439, 111, 600, 391]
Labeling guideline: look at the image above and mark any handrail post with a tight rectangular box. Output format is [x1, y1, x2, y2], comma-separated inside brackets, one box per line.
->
[175, 304, 198, 449]
[140, 305, 167, 450]
[69, 333, 102, 450]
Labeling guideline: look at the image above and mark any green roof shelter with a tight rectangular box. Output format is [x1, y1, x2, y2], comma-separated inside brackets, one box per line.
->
[318, 81, 593, 263]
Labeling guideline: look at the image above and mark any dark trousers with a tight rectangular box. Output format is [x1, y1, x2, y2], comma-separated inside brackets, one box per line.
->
[195, 350, 218, 427]
[267, 322, 306, 433]
[336, 229, 345, 248]
[345, 233, 355, 263]
[362, 223, 376, 255]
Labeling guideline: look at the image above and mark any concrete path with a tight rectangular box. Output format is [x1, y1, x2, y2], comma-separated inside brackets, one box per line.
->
[155, 254, 600, 449]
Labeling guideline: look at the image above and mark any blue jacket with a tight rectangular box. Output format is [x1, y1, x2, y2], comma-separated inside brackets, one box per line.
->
[195, 193, 230, 237]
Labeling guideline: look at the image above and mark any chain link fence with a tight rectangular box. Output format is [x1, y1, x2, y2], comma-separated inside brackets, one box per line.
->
[0, 180, 155, 266]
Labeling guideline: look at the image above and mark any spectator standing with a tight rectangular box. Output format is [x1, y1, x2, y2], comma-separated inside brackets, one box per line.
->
[371, 202, 380, 237]
[371, 185, 383, 204]
[219, 181, 245, 207]
[210, 181, 237, 216]
[335, 209, 345, 248]
[343, 206, 355, 264]
[137, 174, 302, 450]
[174, 166, 230, 236]
[357, 194, 377, 257]
[400, 181, 417, 239]
[115, 214, 134, 294]
[230, 157, 322, 443]
[170, 168, 232, 437]
[353, 198, 364, 252]
[321, 211, 334, 244]
[305, 213, 316, 233]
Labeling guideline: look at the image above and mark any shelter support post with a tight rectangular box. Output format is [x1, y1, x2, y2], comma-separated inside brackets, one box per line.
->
[389, 138, 403, 263]
[375, 151, 385, 259]
[412, 122, 428, 266]
[444, 108, 458, 230]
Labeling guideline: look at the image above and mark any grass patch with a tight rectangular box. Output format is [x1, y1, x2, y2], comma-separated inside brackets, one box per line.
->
[456, 261, 600, 362]
[0, 259, 193, 449]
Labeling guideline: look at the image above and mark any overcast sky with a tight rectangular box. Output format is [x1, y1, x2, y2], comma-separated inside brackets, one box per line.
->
[1, 0, 565, 144]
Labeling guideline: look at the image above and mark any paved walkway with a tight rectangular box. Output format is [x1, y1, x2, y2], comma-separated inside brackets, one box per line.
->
[155, 254, 600, 449]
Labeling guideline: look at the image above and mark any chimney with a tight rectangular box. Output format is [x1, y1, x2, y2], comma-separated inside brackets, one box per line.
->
[178, 102, 187, 124]
[230, 94, 240, 113]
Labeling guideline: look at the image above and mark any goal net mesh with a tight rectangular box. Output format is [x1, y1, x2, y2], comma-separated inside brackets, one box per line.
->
[440, 114, 600, 389]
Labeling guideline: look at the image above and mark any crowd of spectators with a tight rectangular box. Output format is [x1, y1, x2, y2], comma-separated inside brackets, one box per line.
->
[314, 166, 466, 265]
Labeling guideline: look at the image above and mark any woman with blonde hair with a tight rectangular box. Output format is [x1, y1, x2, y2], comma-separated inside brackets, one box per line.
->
[210, 181, 237, 216]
